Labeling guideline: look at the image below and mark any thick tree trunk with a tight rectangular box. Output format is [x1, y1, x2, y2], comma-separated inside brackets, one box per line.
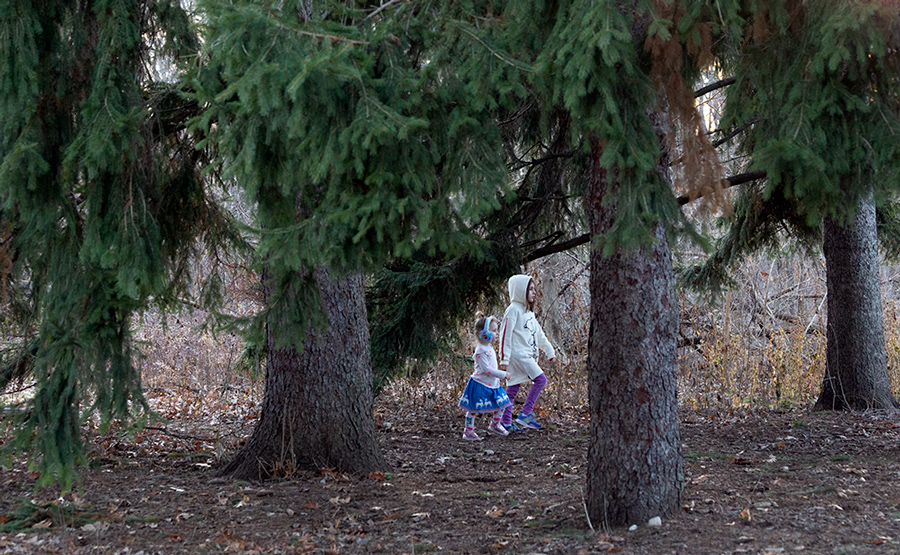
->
[220, 267, 387, 480]
[585, 137, 683, 527]
[815, 191, 898, 411]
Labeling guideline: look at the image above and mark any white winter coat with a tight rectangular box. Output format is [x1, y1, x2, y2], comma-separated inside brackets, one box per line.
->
[498, 275, 555, 386]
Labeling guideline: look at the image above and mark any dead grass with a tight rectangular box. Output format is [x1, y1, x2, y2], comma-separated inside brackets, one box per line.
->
[4, 252, 900, 437]
[383, 252, 900, 417]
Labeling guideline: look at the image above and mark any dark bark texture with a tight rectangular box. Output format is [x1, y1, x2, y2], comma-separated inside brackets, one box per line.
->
[815, 192, 898, 411]
[585, 136, 684, 527]
[221, 268, 387, 480]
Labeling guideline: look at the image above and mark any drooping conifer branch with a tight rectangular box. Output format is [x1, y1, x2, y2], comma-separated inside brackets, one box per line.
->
[524, 171, 768, 262]
[513, 150, 577, 167]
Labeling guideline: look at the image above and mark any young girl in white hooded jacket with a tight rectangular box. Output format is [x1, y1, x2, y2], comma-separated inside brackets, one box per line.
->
[498, 274, 556, 431]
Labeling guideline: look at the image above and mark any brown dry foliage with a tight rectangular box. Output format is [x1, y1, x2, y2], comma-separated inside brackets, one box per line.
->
[129, 249, 900, 419]
[645, 0, 726, 213]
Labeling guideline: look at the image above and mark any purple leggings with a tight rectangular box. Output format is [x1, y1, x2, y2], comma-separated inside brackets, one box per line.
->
[501, 373, 547, 426]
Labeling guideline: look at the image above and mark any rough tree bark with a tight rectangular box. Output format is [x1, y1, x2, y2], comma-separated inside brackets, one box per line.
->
[815, 190, 898, 411]
[220, 267, 387, 480]
[585, 136, 684, 527]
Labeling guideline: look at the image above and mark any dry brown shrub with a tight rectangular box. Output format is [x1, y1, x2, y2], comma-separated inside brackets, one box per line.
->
[132, 246, 900, 430]
[386, 252, 900, 419]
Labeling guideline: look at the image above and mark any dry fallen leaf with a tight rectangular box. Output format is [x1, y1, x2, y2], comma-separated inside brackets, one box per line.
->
[740, 507, 751, 521]
[224, 540, 247, 553]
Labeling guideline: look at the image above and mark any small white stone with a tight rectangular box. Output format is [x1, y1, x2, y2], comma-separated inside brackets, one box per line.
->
[648, 516, 662, 527]
[629, 524, 638, 531]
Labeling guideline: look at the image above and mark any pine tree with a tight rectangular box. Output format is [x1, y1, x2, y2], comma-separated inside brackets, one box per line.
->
[192, 0, 521, 476]
[219, 267, 387, 478]
[702, 0, 900, 410]
[0, 0, 230, 490]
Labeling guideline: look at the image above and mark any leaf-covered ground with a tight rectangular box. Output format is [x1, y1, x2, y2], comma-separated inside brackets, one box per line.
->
[1, 390, 899, 554]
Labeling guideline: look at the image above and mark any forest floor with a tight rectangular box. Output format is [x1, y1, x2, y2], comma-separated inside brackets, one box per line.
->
[1, 389, 899, 555]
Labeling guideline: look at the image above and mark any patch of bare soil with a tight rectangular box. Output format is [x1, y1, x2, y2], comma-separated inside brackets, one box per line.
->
[1, 401, 899, 554]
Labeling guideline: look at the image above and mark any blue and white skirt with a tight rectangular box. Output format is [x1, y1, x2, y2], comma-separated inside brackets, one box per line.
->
[458, 379, 512, 414]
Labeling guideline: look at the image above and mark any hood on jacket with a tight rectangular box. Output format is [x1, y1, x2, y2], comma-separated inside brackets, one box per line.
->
[507, 274, 532, 307]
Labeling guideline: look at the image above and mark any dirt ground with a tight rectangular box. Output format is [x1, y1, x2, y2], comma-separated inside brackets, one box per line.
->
[1, 396, 899, 555]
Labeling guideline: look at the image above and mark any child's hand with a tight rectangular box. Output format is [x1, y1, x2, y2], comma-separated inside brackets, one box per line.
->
[500, 364, 508, 371]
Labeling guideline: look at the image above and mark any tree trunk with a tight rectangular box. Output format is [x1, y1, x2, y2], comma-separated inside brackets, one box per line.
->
[585, 137, 683, 527]
[220, 267, 387, 480]
[815, 191, 898, 411]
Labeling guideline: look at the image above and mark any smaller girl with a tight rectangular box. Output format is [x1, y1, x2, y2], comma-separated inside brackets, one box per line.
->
[458, 316, 512, 440]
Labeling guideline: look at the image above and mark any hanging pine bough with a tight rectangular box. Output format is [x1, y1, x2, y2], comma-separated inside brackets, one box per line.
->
[0, 0, 235, 490]
[191, 0, 528, 479]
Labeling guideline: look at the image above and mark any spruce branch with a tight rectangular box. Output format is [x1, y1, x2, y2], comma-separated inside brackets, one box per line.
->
[675, 170, 766, 204]
[523, 171, 768, 262]
[451, 21, 533, 72]
[364, 0, 404, 21]
[711, 118, 758, 148]
[524, 233, 590, 262]
[499, 103, 534, 126]
[269, 19, 367, 44]
[519, 230, 565, 249]
[519, 150, 577, 167]
[693, 77, 736, 98]
[296, 29, 368, 44]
